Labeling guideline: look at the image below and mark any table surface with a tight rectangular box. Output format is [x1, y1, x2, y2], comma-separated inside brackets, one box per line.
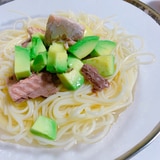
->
[141, 0, 160, 13]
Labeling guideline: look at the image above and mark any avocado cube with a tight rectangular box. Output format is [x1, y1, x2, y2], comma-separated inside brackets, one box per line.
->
[30, 116, 57, 140]
[83, 55, 115, 77]
[46, 42, 68, 73]
[30, 36, 46, 59]
[91, 40, 116, 57]
[32, 33, 45, 42]
[67, 54, 83, 71]
[31, 52, 47, 72]
[14, 46, 31, 80]
[68, 36, 99, 59]
[57, 69, 84, 90]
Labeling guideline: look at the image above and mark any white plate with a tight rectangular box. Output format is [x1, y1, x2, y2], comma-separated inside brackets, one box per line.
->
[0, 0, 160, 159]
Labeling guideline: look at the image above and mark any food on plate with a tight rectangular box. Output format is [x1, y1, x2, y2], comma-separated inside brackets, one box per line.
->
[30, 115, 57, 140]
[68, 36, 99, 59]
[91, 40, 116, 57]
[83, 55, 115, 77]
[0, 12, 154, 149]
[7, 72, 59, 102]
[46, 42, 68, 73]
[45, 14, 85, 46]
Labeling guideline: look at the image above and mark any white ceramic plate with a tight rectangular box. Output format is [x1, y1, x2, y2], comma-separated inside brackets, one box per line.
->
[0, 0, 160, 159]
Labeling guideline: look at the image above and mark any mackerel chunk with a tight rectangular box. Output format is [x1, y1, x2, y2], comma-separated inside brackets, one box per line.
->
[7, 72, 59, 102]
[45, 15, 85, 46]
[81, 64, 109, 92]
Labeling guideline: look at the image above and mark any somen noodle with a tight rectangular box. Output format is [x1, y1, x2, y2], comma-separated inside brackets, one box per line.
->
[0, 12, 155, 149]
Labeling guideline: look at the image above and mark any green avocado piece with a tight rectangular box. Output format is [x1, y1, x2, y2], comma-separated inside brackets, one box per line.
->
[30, 35, 47, 60]
[32, 33, 45, 42]
[31, 52, 47, 72]
[57, 69, 84, 90]
[46, 42, 68, 73]
[30, 116, 57, 140]
[67, 54, 83, 71]
[91, 40, 116, 57]
[83, 55, 115, 77]
[68, 36, 99, 59]
[14, 46, 31, 80]
[26, 42, 32, 49]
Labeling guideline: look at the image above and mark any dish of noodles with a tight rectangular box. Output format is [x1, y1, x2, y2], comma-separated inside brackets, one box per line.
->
[0, 0, 159, 160]
[0, 11, 154, 148]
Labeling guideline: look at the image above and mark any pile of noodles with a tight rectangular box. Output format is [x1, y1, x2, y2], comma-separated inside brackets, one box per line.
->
[0, 12, 154, 149]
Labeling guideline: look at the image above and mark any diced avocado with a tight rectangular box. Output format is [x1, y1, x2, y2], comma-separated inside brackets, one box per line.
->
[83, 55, 115, 77]
[91, 40, 116, 57]
[14, 46, 31, 80]
[67, 54, 83, 71]
[68, 36, 99, 59]
[30, 36, 47, 59]
[32, 33, 45, 42]
[31, 52, 47, 72]
[26, 42, 32, 49]
[46, 42, 68, 73]
[30, 116, 57, 140]
[57, 69, 84, 90]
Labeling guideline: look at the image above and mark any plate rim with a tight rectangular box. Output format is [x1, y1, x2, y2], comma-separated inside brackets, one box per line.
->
[116, 122, 160, 160]
[124, 0, 160, 24]
[118, 1, 160, 159]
